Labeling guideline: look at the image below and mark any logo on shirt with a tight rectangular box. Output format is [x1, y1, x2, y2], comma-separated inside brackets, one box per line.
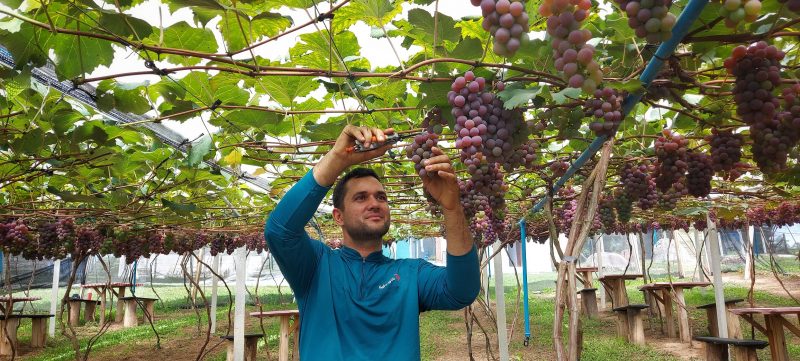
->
[379, 274, 400, 289]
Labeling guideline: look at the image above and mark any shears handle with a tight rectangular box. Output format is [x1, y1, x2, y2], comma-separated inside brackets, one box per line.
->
[346, 133, 401, 153]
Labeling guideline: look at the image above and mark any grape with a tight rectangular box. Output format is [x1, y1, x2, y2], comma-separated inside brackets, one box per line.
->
[420, 107, 446, 134]
[778, 0, 800, 13]
[598, 195, 617, 231]
[614, 190, 634, 223]
[549, 160, 570, 177]
[686, 151, 713, 198]
[637, 177, 659, 210]
[476, 0, 530, 57]
[616, 0, 676, 43]
[620, 161, 654, 200]
[541, 0, 602, 93]
[724, 42, 792, 173]
[654, 129, 689, 192]
[720, 0, 762, 28]
[585, 87, 624, 136]
[405, 131, 440, 178]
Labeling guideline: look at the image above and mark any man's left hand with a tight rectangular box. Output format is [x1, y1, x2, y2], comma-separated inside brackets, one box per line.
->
[421, 147, 461, 211]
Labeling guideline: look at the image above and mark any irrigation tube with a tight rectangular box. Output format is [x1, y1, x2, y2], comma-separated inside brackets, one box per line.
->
[522, 0, 711, 218]
[519, 218, 531, 346]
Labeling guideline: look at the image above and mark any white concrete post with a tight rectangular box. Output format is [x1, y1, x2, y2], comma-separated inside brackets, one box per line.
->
[49, 259, 61, 337]
[707, 215, 729, 338]
[234, 247, 247, 361]
[596, 235, 606, 309]
[210, 253, 220, 333]
[493, 241, 509, 361]
[742, 226, 754, 282]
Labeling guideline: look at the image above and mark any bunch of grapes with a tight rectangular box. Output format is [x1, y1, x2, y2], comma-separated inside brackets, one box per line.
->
[637, 178, 658, 211]
[448, 71, 488, 163]
[686, 151, 713, 198]
[706, 128, 744, 175]
[423, 191, 442, 217]
[147, 231, 165, 255]
[0, 219, 32, 257]
[616, 0, 677, 43]
[406, 132, 440, 178]
[598, 195, 617, 231]
[554, 187, 578, 233]
[73, 226, 103, 258]
[38, 221, 67, 260]
[421, 107, 446, 134]
[586, 87, 624, 136]
[209, 233, 227, 256]
[474, 0, 531, 57]
[620, 162, 653, 200]
[550, 160, 570, 177]
[613, 190, 634, 223]
[724, 42, 791, 173]
[540, 0, 602, 92]
[779, 84, 800, 151]
[778, 0, 800, 12]
[719, 0, 762, 28]
[654, 130, 689, 191]
[504, 139, 540, 170]
[657, 178, 688, 210]
[242, 233, 267, 253]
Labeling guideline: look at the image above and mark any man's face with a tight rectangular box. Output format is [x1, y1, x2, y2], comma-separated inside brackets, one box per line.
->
[333, 176, 391, 243]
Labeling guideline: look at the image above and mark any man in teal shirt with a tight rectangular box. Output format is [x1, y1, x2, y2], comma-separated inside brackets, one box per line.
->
[265, 125, 480, 360]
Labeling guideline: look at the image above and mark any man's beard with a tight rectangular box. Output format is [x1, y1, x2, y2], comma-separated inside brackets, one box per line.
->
[343, 218, 390, 244]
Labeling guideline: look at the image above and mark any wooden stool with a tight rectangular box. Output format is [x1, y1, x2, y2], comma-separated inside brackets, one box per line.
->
[68, 299, 101, 326]
[612, 304, 650, 345]
[578, 288, 599, 318]
[693, 336, 769, 361]
[220, 333, 263, 361]
[0, 317, 20, 356]
[22, 315, 52, 347]
[118, 297, 158, 328]
[697, 298, 744, 339]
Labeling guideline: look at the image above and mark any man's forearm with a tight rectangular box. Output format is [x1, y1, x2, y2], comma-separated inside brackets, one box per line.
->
[442, 205, 473, 256]
[312, 151, 348, 187]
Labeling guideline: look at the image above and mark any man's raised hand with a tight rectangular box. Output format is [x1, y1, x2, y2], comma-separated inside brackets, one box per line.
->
[420, 147, 461, 211]
[313, 125, 394, 187]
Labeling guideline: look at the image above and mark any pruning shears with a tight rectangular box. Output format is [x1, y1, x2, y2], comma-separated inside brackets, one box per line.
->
[346, 132, 421, 153]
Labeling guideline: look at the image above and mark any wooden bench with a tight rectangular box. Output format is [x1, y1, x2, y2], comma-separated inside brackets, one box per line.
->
[612, 304, 650, 345]
[220, 333, 263, 361]
[0, 314, 54, 355]
[693, 336, 769, 361]
[578, 288, 599, 318]
[67, 298, 101, 326]
[697, 298, 744, 338]
[118, 297, 158, 328]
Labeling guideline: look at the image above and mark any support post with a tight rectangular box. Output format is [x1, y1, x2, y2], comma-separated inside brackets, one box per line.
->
[211, 253, 221, 333]
[49, 259, 60, 337]
[519, 219, 531, 346]
[693, 227, 708, 282]
[596, 235, 606, 310]
[742, 225, 754, 282]
[493, 240, 509, 361]
[234, 247, 247, 361]
[707, 214, 729, 338]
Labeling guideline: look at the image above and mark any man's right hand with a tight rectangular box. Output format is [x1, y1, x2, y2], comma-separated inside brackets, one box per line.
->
[313, 125, 394, 187]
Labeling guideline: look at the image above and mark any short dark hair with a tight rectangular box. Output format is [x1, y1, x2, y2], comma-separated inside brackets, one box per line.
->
[332, 168, 382, 209]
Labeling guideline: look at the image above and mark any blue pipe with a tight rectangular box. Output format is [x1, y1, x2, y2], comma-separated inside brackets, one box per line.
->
[524, 0, 710, 218]
[131, 260, 138, 294]
[519, 219, 531, 346]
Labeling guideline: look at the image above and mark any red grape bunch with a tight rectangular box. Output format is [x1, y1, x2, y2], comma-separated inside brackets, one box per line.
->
[724, 42, 789, 172]
[585, 87, 624, 136]
[473, 0, 531, 57]
[616, 0, 677, 43]
[73, 226, 103, 258]
[620, 161, 654, 200]
[637, 176, 659, 210]
[549, 160, 569, 177]
[719, 0, 762, 28]
[505, 139, 540, 170]
[539, 0, 603, 93]
[448, 71, 488, 163]
[653, 129, 689, 192]
[406, 132, 440, 178]
[686, 151, 713, 198]
[657, 179, 688, 210]
[613, 189, 634, 223]
[706, 128, 745, 180]
[778, 0, 800, 12]
[420, 107, 446, 134]
[0, 219, 32, 257]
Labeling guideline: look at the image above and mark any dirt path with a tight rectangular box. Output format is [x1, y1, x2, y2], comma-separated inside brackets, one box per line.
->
[722, 272, 800, 301]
